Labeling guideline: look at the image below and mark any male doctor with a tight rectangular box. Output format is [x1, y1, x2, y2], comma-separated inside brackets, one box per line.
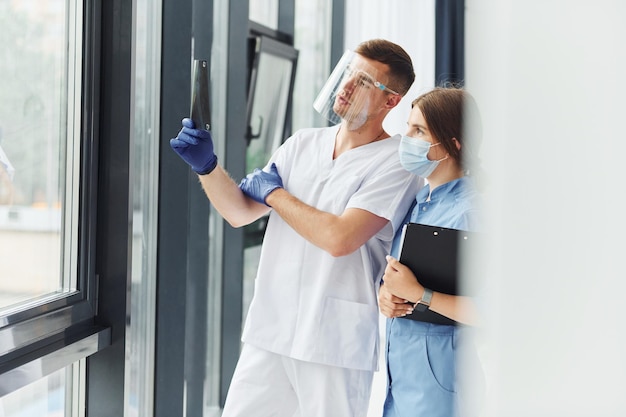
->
[170, 38, 421, 416]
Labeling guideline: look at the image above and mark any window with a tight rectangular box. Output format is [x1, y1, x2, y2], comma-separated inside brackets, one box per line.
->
[245, 35, 298, 172]
[0, 362, 84, 417]
[125, 0, 162, 413]
[250, 0, 278, 29]
[0, 0, 82, 312]
[0, 0, 110, 406]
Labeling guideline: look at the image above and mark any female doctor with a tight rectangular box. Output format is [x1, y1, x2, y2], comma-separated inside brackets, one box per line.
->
[378, 87, 486, 417]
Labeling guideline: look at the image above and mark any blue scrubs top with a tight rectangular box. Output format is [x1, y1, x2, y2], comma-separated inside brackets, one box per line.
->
[389, 176, 481, 259]
[383, 176, 485, 417]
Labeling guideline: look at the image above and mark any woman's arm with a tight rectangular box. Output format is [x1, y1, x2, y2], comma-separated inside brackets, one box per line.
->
[382, 255, 481, 325]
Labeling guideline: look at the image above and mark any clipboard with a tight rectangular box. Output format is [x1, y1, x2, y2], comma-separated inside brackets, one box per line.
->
[396, 223, 476, 325]
[190, 59, 211, 131]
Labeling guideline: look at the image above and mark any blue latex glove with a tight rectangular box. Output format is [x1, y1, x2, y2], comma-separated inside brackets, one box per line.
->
[169, 118, 218, 174]
[238, 163, 284, 206]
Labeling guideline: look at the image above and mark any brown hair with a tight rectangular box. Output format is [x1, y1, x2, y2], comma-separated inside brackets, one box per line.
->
[354, 39, 415, 96]
[412, 87, 482, 172]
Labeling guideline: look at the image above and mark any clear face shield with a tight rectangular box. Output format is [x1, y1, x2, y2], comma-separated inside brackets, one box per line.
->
[313, 50, 399, 130]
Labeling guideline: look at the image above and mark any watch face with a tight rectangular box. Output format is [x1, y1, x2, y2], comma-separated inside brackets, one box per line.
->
[415, 302, 429, 312]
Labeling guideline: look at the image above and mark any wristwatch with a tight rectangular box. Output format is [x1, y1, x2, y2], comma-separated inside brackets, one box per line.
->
[415, 288, 433, 312]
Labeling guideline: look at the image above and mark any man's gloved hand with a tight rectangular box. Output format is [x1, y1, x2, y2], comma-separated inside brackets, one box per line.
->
[170, 118, 218, 175]
[238, 163, 283, 206]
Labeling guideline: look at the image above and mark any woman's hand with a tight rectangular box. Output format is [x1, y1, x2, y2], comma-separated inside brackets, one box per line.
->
[378, 282, 414, 318]
[382, 255, 423, 304]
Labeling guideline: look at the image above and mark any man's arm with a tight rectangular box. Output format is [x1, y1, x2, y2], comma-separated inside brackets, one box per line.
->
[266, 188, 388, 257]
[170, 118, 270, 227]
[198, 167, 271, 227]
[238, 165, 389, 257]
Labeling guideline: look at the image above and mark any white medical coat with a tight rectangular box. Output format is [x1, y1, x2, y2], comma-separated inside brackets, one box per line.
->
[241, 125, 421, 371]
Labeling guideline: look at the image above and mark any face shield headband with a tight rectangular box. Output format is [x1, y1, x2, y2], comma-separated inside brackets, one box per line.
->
[313, 50, 399, 131]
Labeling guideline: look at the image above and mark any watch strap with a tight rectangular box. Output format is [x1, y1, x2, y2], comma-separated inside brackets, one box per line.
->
[415, 288, 433, 312]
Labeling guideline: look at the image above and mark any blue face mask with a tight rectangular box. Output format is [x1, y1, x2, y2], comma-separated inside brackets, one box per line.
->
[399, 135, 448, 177]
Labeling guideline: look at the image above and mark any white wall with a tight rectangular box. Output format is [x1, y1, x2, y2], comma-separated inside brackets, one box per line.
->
[466, 1, 626, 415]
[344, 0, 436, 136]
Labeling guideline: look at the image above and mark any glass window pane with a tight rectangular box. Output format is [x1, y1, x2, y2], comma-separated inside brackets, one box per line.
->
[293, 0, 332, 131]
[250, 0, 278, 29]
[0, 361, 83, 417]
[246, 51, 295, 172]
[0, 0, 81, 311]
[125, 0, 161, 414]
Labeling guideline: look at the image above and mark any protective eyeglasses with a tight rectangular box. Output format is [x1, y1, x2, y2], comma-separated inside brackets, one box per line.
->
[345, 66, 400, 96]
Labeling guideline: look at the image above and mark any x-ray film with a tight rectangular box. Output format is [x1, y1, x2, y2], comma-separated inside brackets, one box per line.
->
[190, 59, 211, 131]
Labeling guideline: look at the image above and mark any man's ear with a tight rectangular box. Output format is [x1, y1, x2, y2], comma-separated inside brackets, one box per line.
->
[385, 94, 403, 109]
